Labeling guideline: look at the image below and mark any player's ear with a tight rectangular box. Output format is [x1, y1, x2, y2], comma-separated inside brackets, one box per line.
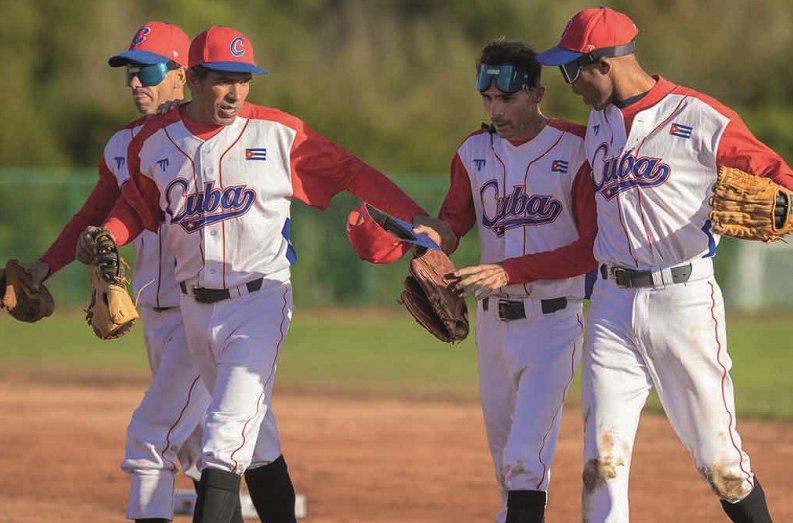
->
[596, 58, 611, 75]
[173, 67, 187, 89]
[531, 85, 545, 104]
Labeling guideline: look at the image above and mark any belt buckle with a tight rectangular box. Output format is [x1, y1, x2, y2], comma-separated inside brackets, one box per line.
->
[610, 267, 630, 288]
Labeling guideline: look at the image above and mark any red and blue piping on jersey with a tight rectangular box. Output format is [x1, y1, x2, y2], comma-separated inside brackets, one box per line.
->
[165, 178, 256, 233]
[281, 218, 296, 265]
[480, 179, 563, 236]
[591, 144, 671, 200]
[701, 219, 717, 258]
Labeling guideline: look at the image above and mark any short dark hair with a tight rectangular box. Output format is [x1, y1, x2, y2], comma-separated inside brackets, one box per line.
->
[189, 65, 211, 79]
[477, 39, 541, 88]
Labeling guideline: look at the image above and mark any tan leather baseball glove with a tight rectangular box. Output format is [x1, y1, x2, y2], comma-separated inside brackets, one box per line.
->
[710, 166, 793, 242]
[85, 228, 139, 339]
[398, 248, 469, 343]
[0, 260, 55, 322]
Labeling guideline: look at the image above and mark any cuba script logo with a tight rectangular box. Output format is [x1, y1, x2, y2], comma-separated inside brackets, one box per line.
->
[592, 143, 671, 200]
[480, 180, 562, 236]
[166, 178, 256, 233]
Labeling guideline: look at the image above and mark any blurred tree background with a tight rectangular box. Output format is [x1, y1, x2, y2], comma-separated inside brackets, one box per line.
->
[1, 0, 792, 307]
[2, 0, 793, 170]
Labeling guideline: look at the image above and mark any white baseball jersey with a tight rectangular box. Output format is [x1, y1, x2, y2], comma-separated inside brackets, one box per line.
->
[586, 75, 793, 269]
[109, 103, 424, 289]
[42, 119, 179, 309]
[440, 119, 597, 299]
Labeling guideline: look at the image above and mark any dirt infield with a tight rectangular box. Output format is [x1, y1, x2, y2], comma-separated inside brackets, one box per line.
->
[0, 373, 791, 523]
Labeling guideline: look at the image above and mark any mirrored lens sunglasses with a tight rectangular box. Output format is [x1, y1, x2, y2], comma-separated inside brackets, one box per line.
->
[476, 64, 532, 93]
[126, 62, 178, 87]
[558, 41, 637, 84]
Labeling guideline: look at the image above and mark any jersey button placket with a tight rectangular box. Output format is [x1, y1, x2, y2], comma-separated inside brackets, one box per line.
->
[202, 147, 222, 287]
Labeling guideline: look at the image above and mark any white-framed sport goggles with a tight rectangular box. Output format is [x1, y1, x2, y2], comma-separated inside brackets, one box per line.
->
[559, 41, 636, 84]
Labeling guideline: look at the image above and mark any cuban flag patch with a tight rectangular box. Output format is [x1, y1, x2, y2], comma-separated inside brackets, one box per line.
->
[669, 123, 693, 139]
[551, 160, 569, 173]
[245, 148, 267, 161]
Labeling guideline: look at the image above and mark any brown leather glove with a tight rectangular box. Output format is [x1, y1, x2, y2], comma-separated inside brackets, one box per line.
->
[1, 260, 55, 323]
[710, 166, 793, 242]
[84, 228, 139, 339]
[398, 248, 469, 343]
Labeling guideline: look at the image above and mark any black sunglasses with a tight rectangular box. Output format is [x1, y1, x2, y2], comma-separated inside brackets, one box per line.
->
[559, 41, 636, 84]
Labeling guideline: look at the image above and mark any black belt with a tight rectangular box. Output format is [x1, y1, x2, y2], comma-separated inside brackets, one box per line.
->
[179, 278, 264, 304]
[600, 263, 692, 289]
[482, 297, 568, 321]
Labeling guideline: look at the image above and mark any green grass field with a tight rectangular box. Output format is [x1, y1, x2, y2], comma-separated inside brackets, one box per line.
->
[1, 308, 791, 419]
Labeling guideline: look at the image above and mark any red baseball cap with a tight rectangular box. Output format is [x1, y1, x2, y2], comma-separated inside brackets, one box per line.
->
[346, 203, 440, 264]
[189, 26, 268, 75]
[537, 7, 638, 66]
[108, 21, 190, 68]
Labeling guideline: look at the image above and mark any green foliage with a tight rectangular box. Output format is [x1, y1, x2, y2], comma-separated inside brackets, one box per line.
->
[3, 1, 793, 169]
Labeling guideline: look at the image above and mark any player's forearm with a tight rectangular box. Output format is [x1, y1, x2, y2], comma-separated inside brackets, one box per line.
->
[347, 166, 426, 221]
[437, 154, 476, 252]
[501, 236, 598, 284]
[41, 166, 121, 275]
[103, 198, 144, 246]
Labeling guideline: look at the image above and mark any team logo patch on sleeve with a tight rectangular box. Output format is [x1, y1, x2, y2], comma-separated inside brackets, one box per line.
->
[669, 123, 693, 139]
[245, 148, 267, 161]
[551, 160, 569, 173]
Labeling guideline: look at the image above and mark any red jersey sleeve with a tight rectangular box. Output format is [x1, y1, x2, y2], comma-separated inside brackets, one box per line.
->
[438, 153, 477, 252]
[40, 156, 121, 274]
[288, 121, 426, 221]
[716, 115, 793, 190]
[501, 162, 598, 284]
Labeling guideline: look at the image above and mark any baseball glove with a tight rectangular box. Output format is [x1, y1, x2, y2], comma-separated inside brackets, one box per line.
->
[398, 248, 469, 343]
[710, 166, 793, 242]
[85, 228, 139, 339]
[0, 260, 55, 322]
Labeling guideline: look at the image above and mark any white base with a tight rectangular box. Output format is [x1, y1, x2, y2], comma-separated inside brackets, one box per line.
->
[174, 489, 307, 519]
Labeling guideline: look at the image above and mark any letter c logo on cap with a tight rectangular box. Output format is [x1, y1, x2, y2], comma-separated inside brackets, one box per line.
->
[230, 37, 245, 57]
[132, 26, 151, 46]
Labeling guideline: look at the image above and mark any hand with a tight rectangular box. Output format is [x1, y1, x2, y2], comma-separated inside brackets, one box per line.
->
[156, 99, 184, 115]
[76, 226, 103, 264]
[453, 263, 508, 299]
[412, 215, 456, 254]
[18, 259, 51, 292]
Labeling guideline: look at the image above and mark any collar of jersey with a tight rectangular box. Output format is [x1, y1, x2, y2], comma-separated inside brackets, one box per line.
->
[614, 75, 676, 121]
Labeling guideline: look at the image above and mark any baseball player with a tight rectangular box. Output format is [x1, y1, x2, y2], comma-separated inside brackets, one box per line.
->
[78, 25, 429, 523]
[537, 7, 793, 522]
[415, 40, 598, 523]
[17, 22, 231, 523]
